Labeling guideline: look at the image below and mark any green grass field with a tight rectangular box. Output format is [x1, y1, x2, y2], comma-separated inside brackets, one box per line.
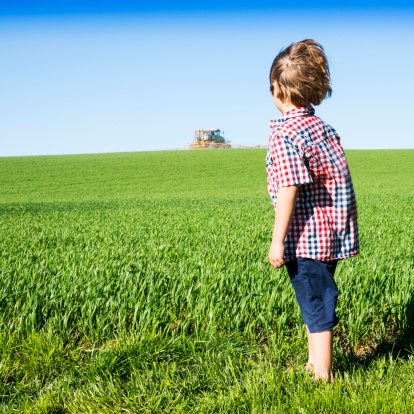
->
[0, 149, 413, 413]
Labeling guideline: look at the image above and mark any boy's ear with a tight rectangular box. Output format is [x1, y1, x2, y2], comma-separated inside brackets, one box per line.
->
[273, 81, 282, 99]
[273, 82, 289, 104]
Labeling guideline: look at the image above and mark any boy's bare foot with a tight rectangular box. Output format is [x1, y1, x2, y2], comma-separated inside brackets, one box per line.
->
[304, 362, 335, 384]
[313, 365, 335, 384]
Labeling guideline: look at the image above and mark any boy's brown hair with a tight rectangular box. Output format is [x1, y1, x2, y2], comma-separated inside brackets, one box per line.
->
[269, 39, 332, 106]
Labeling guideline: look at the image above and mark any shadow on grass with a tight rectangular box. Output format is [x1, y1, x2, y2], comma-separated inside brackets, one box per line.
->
[336, 298, 414, 373]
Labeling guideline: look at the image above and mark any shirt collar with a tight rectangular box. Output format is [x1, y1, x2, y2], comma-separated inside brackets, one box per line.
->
[270, 106, 315, 129]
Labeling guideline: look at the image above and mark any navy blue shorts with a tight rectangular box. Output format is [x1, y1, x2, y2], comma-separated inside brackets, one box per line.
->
[285, 258, 339, 334]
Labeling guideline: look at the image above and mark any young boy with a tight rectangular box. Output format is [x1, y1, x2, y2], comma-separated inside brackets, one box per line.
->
[266, 39, 359, 382]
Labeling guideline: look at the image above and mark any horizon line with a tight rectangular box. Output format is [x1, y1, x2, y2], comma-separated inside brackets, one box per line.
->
[1, 147, 413, 159]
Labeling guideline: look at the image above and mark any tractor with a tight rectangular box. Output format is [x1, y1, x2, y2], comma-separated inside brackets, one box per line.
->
[191, 129, 231, 149]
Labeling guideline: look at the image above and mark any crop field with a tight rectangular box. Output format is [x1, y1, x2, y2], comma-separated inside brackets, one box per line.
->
[0, 149, 413, 413]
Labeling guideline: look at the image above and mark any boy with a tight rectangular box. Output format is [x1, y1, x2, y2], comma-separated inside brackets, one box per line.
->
[266, 39, 359, 382]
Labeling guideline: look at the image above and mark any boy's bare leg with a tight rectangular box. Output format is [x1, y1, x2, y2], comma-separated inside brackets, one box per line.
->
[305, 325, 315, 373]
[309, 329, 334, 383]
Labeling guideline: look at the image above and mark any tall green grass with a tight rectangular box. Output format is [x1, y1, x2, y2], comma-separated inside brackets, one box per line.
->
[0, 149, 413, 412]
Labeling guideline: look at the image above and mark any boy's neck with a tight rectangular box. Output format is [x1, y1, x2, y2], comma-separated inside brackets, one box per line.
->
[281, 102, 300, 115]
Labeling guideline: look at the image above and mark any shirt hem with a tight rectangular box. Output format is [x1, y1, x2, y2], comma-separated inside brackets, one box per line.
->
[285, 250, 359, 262]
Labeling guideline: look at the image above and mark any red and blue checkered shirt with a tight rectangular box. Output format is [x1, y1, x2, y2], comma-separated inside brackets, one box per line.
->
[266, 106, 359, 262]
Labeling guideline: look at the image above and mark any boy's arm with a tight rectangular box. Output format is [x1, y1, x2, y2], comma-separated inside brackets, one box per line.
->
[269, 185, 299, 269]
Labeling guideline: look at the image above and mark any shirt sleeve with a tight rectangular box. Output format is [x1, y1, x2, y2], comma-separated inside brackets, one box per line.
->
[269, 133, 313, 188]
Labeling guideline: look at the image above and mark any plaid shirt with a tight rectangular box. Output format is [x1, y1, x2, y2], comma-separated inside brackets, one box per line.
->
[266, 106, 359, 262]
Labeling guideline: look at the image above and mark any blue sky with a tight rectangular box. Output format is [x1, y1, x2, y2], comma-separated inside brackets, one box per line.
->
[1, 2, 413, 156]
[2, 1, 413, 14]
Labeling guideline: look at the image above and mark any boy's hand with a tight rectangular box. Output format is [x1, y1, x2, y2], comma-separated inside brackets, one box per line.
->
[269, 241, 286, 268]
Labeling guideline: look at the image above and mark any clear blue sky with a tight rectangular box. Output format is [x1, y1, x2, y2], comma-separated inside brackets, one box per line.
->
[1, 2, 413, 156]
